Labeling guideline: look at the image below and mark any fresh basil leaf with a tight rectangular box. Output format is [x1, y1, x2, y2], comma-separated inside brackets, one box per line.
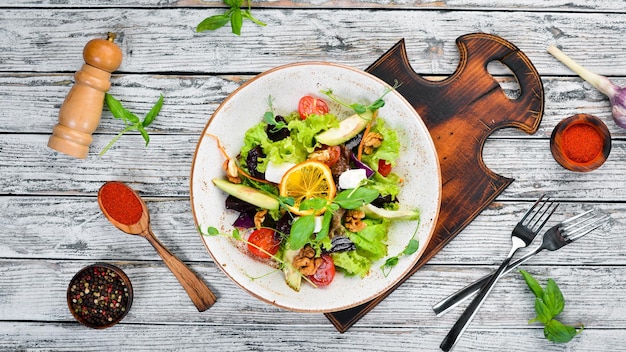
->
[143, 93, 163, 127]
[299, 198, 327, 212]
[315, 210, 332, 241]
[333, 188, 379, 209]
[534, 298, 553, 324]
[402, 239, 419, 255]
[544, 319, 578, 343]
[138, 126, 150, 146]
[544, 278, 565, 317]
[520, 269, 544, 298]
[196, 14, 231, 32]
[225, 0, 244, 7]
[230, 8, 243, 35]
[289, 215, 315, 250]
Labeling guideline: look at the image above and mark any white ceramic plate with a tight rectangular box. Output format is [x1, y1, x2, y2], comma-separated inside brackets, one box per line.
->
[190, 62, 441, 313]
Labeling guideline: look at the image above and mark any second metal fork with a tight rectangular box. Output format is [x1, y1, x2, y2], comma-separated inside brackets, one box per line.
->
[440, 195, 559, 351]
[433, 210, 608, 317]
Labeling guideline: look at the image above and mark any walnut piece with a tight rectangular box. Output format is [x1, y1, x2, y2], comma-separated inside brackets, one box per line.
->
[362, 132, 384, 155]
[344, 209, 367, 232]
[293, 245, 323, 276]
[223, 159, 241, 184]
[254, 209, 267, 229]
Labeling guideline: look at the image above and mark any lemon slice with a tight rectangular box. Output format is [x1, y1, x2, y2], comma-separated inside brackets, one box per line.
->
[279, 160, 336, 215]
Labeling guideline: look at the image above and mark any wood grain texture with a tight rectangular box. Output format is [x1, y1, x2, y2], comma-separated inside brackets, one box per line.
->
[1, 9, 626, 76]
[3, 1, 626, 351]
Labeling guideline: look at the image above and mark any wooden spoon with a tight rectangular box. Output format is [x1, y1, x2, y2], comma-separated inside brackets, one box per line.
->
[97, 181, 217, 311]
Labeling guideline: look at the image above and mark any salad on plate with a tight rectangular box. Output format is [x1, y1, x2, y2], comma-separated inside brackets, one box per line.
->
[203, 87, 421, 291]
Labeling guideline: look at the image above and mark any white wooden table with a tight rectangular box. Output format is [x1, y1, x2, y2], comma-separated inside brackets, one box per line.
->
[1, 1, 625, 351]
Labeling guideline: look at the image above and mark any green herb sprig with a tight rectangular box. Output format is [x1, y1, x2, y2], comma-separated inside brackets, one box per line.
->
[262, 95, 287, 132]
[100, 93, 163, 156]
[322, 80, 401, 115]
[381, 223, 419, 276]
[520, 269, 584, 343]
[196, 0, 266, 36]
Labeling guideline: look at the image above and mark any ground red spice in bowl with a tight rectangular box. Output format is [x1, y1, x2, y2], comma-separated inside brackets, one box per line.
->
[67, 263, 133, 329]
[561, 123, 603, 163]
[550, 114, 611, 172]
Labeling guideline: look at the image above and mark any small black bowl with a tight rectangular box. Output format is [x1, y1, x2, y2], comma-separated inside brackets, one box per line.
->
[67, 263, 133, 329]
[550, 114, 611, 172]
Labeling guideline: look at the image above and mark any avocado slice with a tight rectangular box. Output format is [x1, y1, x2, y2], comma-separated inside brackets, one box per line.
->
[361, 204, 420, 220]
[315, 110, 374, 146]
[282, 249, 302, 291]
[212, 178, 279, 210]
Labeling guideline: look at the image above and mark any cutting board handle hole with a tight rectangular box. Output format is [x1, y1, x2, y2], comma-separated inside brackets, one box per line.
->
[487, 60, 522, 100]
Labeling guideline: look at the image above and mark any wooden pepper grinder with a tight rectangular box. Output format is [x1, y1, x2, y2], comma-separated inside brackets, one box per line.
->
[48, 32, 123, 159]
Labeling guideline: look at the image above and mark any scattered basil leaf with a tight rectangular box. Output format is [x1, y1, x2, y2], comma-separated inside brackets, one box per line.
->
[100, 93, 163, 156]
[533, 298, 552, 325]
[197, 14, 231, 31]
[196, 0, 266, 36]
[544, 319, 581, 343]
[520, 269, 544, 298]
[519, 269, 583, 344]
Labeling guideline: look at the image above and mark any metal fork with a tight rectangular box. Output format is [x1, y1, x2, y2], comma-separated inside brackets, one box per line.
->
[440, 195, 558, 352]
[433, 210, 608, 317]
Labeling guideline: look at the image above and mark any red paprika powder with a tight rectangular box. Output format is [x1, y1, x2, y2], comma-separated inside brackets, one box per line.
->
[561, 123, 603, 164]
[99, 182, 143, 225]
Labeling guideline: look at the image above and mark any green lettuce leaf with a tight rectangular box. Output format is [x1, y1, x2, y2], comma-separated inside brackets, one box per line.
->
[239, 111, 340, 171]
[346, 218, 390, 260]
[331, 250, 372, 277]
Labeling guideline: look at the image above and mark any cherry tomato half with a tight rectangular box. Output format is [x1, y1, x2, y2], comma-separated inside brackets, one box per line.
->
[307, 254, 336, 287]
[247, 228, 281, 259]
[378, 159, 392, 177]
[298, 96, 329, 120]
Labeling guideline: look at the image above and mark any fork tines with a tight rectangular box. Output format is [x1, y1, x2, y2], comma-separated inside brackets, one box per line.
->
[561, 210, 610, 242]
[520, 195, 560, 232]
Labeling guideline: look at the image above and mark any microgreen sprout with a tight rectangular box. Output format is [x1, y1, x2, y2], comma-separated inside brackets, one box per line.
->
[381, 220, 420, 276]
[548, 45, 626, 128]
[263, 95, 288, 132]
[322, 80, 401, 115]
[196, 0, 266, 36]
[519, 269, 584, 343]
[100, 93, 163, 156]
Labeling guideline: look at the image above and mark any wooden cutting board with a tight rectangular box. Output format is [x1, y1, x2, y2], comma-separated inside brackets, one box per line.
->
[325, 33, 544, 332]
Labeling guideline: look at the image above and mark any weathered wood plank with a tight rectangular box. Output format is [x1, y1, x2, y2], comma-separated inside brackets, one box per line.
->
[1, 9, 625, 76]
[1, 259, 625, 329]
[2, 321, 625, 352]
[3, 134, 626, 199]
[3, 0, 624, 12]
[0, 196, 621, 266]
[2, 74, 622, 137]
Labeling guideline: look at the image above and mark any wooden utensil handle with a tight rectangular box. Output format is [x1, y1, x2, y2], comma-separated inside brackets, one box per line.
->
[144, 230, 217, 311]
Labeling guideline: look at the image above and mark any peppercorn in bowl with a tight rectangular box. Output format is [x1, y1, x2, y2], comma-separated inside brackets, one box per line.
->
[67, 263, 133, 329]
